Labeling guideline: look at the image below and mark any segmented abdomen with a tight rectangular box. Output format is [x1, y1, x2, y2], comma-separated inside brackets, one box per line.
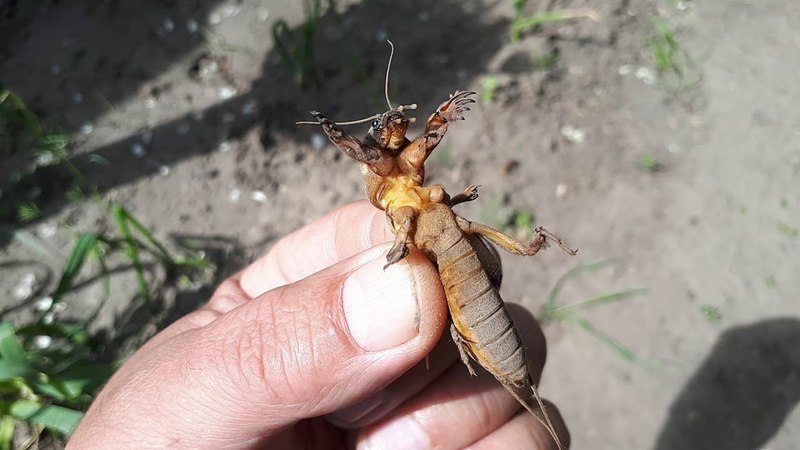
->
[434, 231, 529, 386]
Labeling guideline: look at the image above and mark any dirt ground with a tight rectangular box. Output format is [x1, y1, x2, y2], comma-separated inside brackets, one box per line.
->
[2, 0, 799, 448]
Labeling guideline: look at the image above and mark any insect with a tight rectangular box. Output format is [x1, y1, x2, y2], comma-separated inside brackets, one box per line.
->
[299, 42, 576, 449]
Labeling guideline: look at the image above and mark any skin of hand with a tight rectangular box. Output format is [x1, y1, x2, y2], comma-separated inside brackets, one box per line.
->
[67, 201, 569, 450]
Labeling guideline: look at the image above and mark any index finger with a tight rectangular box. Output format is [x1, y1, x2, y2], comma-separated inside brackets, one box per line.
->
[238, 200, 393, 298]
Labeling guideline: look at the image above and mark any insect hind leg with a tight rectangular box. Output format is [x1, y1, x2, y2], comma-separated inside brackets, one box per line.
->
[455, 217, 577, 257]
[450, 323, 477, 376]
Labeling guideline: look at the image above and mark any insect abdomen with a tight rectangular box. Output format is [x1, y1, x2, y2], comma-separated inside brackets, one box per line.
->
[435, 232, 529, 385]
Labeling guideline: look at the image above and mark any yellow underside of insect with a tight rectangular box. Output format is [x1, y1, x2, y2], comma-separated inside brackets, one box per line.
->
[378, 174, 431, 229]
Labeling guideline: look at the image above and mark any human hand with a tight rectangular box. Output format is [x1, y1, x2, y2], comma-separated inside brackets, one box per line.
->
[68, 201, 568, 449]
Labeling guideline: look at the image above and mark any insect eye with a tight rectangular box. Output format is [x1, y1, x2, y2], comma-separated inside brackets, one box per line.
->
[371, 119, 380, 128]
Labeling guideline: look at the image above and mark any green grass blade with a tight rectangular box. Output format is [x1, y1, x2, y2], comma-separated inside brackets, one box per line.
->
[562, 312, 640, 363]
[554, 288, 649, 313]
[9, 400, 83, 435]
[83, 244, 111, 325]
[42, 365, 112, 401]
[0, 360, 32, 380]
[5, 227, 55, 258]
[511, 8, 596, 42]
[53, 233, 99, 300]
[0, 323, 27, 364]
[544, 260, 616, 311]
[113, 205, 174, 264]
[0, 88, 42, 136]
[15, 323, 89, 346]
[37, 134, 69, 151]
[272, 20, 301, 82]
[0, 416, 14, 450]
[112, 206, 151, 303]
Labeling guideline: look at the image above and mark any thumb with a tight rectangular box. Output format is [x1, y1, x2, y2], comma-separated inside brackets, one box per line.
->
[73, 244, 447, 448]
[229, 243, 448, 418]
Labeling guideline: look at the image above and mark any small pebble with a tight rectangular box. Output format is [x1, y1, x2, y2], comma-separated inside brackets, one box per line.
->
[33, 335, 53, 349]
[162, 18, 175, 32]
[220, 5, 241, 18]
[241, 99, 258, 115]
[618, 65, 632, 75]
[13, 284, 33, 300]
[218, 141, 232, 152]
[21, 273, 36, 286]
[144, 97, 157, 109]
[208, 12, 222, 25]
[251, 190, 268, 203]
[560, 125, 587, 144]
[635, 67, 657, 85]
[228, 188, 241, 202]
[34, 297, 54, 312]
[42, 313, 55, 325]
[80, 122, 94, 135]
[311, 133, 326, 150]
[159, 165, 171, 176]
[36, 151, 55, 165]
[37, 222, 57, 238]
[257, 9, 270, 22]
[219, 86, 237, 99]
[556, 183, 568, 199]
[186, 19, 199, 33]
[131, 143, 147, 158]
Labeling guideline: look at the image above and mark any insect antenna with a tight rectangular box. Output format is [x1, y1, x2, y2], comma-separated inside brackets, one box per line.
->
[296, 40, 409, 126]
[384, 40, 395, 109]
[296, 113, 381, 126]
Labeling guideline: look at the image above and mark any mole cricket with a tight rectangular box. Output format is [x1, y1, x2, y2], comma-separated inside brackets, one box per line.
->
[299, 42, 576, 449]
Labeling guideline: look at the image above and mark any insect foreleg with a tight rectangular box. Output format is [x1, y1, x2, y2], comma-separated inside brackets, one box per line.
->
[455, 216, 577, 257]
[310, 111, 394, 176]
[399, 91, 476, 169]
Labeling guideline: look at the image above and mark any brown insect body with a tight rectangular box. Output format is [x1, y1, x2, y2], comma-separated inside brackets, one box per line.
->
[306, 69, 575, 449]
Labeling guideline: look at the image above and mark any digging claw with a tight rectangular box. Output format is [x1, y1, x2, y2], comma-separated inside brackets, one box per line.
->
[384, 243, 410, 269]
[436, 90, 477, 122]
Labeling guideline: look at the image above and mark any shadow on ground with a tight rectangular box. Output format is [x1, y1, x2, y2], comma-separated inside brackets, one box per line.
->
[654, 318, 800, 450]
[1, 0, 508, 245]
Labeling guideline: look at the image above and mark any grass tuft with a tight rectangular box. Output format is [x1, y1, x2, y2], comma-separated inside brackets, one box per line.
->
[481, 76, 500, 103]
[699, 305, 722, 323]
[272, 0, 337, 87]
[640, 153, 664, 172]
[540, 260, 648, 363]
[510, 1, 598, 42]
[648, 19, 701, 94]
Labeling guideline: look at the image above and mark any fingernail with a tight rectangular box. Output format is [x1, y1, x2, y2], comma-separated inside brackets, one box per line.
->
[359, 417, 430, 450]
[343, 252, 419, 351]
